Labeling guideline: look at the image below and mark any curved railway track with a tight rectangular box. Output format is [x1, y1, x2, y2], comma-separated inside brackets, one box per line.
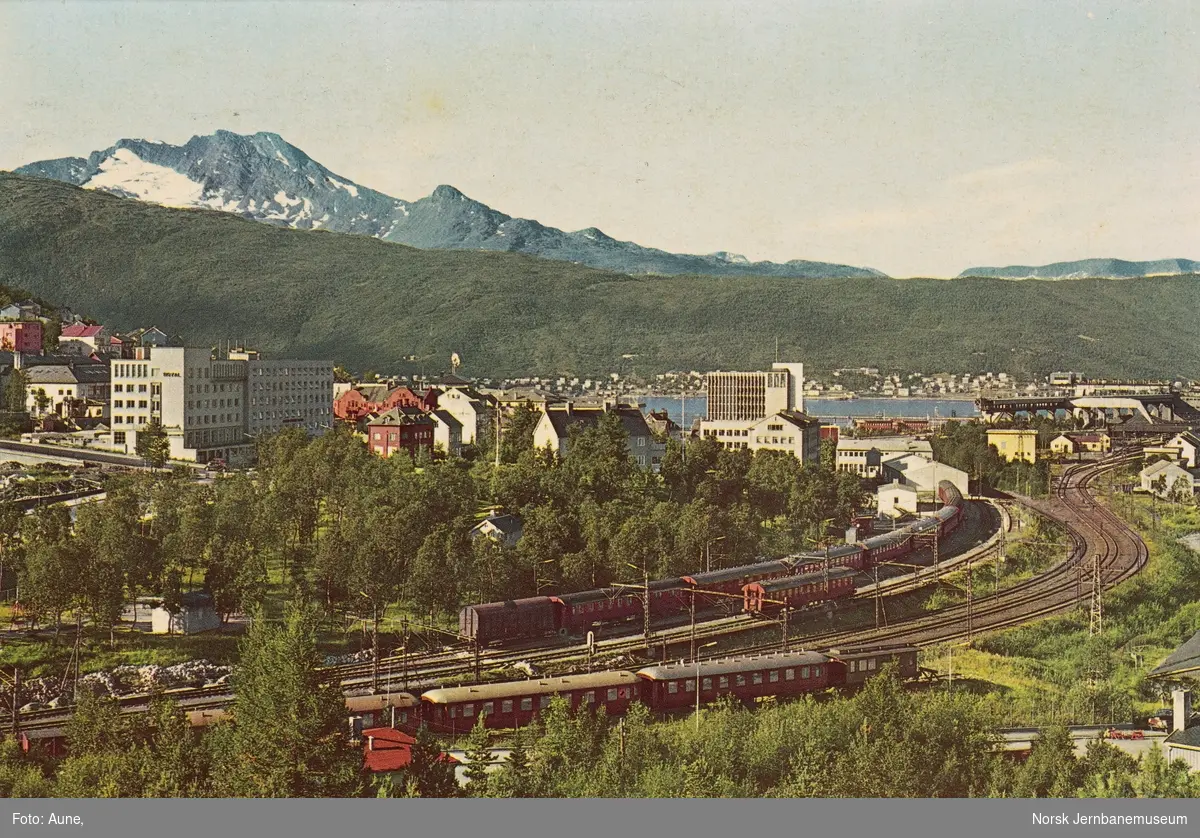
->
[12, 452, 1147, 733]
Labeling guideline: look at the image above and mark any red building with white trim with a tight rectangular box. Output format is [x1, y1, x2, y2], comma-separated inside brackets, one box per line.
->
[366, 407, 436, 459]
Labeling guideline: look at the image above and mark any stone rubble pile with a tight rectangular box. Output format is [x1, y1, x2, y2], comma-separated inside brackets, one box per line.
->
[5, 659, 233, 711]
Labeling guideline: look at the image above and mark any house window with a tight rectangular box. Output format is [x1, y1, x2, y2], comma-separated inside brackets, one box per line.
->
[113, 432, 126, 444]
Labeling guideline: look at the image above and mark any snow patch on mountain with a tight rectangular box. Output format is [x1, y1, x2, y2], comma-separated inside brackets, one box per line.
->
[17, 130, 889, 279]
[85, 148, 205, 207]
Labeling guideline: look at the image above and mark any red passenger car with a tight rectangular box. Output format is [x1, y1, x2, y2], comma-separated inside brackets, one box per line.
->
[826, 646, 919, 686]
[420, 671, 642, 734]
[741, 566, 856, 614]
[636, 650, 832, 711]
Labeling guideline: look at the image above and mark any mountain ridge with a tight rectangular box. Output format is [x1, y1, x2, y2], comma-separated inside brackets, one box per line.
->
[3, 171, 1199, 379]
[957, 258, 1200, 280]
[16, 130, 886, 280]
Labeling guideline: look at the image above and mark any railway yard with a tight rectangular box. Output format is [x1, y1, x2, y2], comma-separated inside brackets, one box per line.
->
[10, 449, 1149, 741]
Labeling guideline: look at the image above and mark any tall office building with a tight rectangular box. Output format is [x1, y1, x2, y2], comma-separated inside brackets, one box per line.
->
[705, 362, 804, 421]
[108, 345, 332, 466]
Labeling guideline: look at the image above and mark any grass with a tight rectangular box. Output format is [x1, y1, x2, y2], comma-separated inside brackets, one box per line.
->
[922, 479, 1200, 727]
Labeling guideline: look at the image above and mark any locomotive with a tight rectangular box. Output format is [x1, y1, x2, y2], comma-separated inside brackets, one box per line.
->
[461, 482, 964, 645]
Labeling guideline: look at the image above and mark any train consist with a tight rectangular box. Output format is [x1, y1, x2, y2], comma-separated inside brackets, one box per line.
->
[419, 645, 920, 734]
[461, 482, 965, 645]
[16, 645, 917, 754]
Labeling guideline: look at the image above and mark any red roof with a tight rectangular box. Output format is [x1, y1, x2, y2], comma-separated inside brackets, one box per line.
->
[363, 727, 416, 772]
[361, 727, 460, 773]
[61, 324, 104, 338]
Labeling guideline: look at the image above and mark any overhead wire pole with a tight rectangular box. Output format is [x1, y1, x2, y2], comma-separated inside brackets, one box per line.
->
[1090, 552, 1103, 636]
[965, 558, 973, 642]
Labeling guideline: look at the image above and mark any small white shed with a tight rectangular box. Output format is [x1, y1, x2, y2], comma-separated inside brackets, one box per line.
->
[151, 592, 221, 635]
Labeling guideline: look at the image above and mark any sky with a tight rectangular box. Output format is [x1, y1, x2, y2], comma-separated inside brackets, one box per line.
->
[2, 0, 1198, 278]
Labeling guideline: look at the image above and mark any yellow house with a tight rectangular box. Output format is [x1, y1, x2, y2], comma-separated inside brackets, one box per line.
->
[1050, 432, 1110, 457]
[1075, 432, 1111, 454]
[1049, 434, 1077, 456]
[987, 428, 1038, 463]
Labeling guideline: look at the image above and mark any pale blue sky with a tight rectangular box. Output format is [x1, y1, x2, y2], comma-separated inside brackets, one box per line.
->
[2, 0, 1197, 277]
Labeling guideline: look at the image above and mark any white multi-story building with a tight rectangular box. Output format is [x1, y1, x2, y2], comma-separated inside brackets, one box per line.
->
[236, 350, 334, 439]
[108, 346, 333, 466]
[704, 362, 804, 421]
[699, 362, 819, 462]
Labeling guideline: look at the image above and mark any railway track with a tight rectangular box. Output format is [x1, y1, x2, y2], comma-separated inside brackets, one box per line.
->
[12, 453, 1146, 733]
[727, 451, 1146, 654]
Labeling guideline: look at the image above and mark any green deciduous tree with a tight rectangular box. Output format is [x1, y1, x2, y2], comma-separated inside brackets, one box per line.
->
[135, 418, 171, 468]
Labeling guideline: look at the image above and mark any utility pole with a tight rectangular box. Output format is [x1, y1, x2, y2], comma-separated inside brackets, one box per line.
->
[781, 607, 790, 651]
[689, 588, 696, 662]
[10, 667, 18, 735]
[873, 564, 881, 630]
[643, 566, 652, 646]
[932, 529, 940, 584]
[372, 600, 380, 695]
[1089, 552, 1103, 636]
[1076, 561, 1084, 612]
[474, 639, 481, 680]
[965, 559, 973, 642]
[401, 616, 409, 692]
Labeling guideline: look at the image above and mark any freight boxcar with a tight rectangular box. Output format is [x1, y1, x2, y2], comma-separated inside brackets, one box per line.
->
[459, 597, 557, 642]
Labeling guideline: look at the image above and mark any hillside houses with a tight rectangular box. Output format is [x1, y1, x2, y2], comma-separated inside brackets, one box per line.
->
[533, 401, 665, 471]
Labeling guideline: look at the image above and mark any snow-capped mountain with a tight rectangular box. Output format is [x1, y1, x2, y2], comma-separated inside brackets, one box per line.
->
[957, 258, 1200, 280]
[16, 131, 887, 279]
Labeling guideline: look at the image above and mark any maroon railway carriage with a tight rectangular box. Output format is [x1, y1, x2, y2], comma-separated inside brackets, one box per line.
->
[681, 561, 796, 612]
[420, 671, 641, 734]
[741, 566, 856, 614]
[635, 650, 832, 711]
[826, 646, 919, 686]
[556, 588, 644, 636]
[459, 596, 557, 642]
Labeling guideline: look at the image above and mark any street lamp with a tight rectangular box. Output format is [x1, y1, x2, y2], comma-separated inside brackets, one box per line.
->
[358, 591, 379, 694]
[704, 536, 726, 573]
[695, 641, 718, 732]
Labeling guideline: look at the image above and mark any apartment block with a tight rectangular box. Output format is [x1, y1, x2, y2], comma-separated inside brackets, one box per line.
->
[107, 346, 332, 466]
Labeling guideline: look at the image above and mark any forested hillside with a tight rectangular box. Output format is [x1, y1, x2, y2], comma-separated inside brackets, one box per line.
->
[3, 172, 1198, 378]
